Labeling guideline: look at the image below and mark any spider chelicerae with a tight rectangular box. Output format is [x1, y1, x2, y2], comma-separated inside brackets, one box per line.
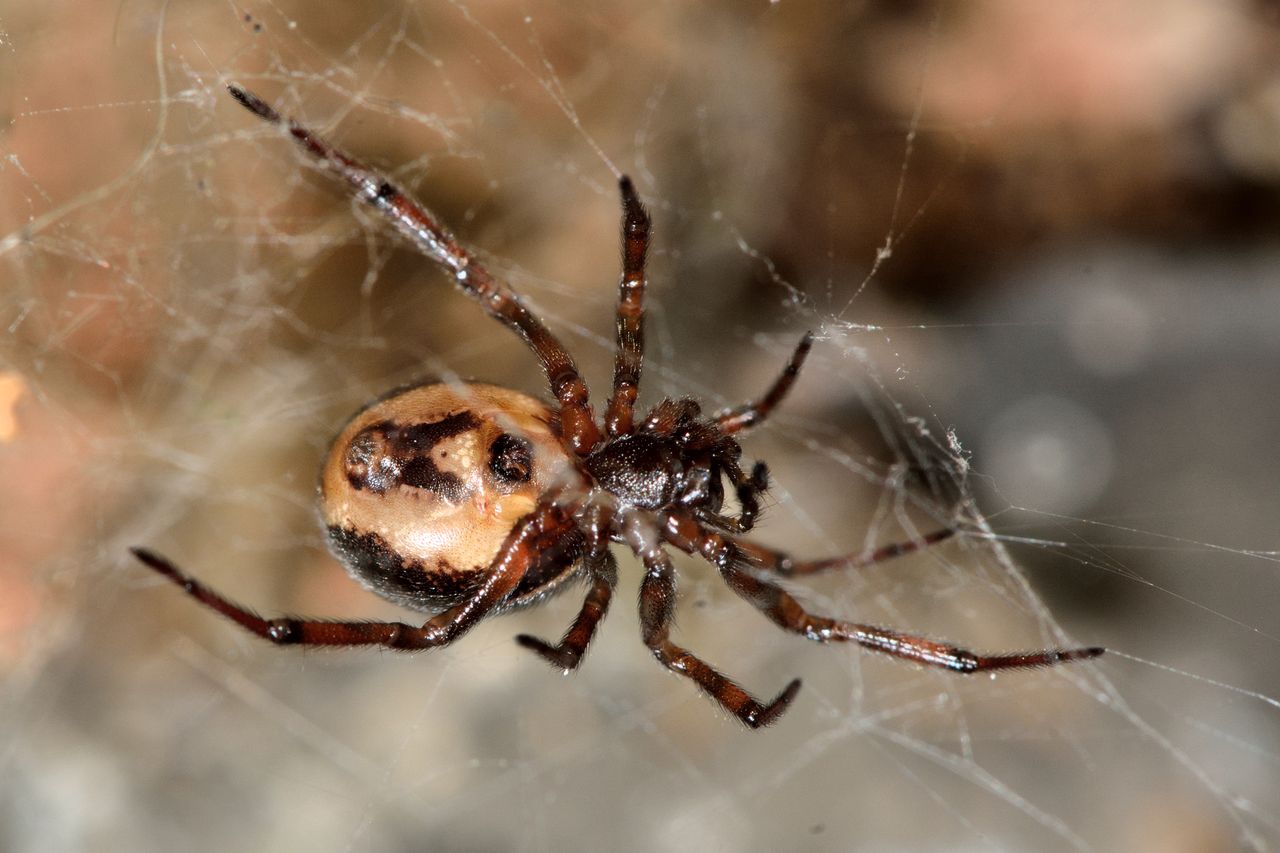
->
[131, 85, 1103, 728]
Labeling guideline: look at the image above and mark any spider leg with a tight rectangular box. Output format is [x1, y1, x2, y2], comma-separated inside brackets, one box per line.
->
[745, 527, 956, 576]
[666, 510, 953, 575]
[130, 502, 577, 650]
[639, 547, 801, 728]
[227, 85, 602, 455]
[515, 550, 617, 671]
[604, 176, 651, 437]
[664, 516, 1105, 673]
[621, 518, 799, 728]
[715, 332, 814, 435]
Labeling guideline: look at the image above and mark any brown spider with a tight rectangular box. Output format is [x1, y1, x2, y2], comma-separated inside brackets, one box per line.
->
[130, 85, 1103, 729]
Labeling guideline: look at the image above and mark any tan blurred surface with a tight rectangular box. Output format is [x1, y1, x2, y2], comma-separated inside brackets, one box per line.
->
[3, 2, 1279, 851]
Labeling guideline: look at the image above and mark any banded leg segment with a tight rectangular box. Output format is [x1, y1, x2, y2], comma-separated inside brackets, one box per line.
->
[227, 85, 601, 455]
[716, 332, 813, 435]
[719, 559, 1103, 672]
[633, 539, 800, 728]
[664, 510, 953, 576]
[739, 527, 956, 576]
[130, 502, 576, 650]
[662, 513, 1104, 672]
[605, 177, 651, 437]
[516, 551, 618, 671]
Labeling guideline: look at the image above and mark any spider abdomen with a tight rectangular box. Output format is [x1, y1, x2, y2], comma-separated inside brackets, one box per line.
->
[320, 382, 578, 611]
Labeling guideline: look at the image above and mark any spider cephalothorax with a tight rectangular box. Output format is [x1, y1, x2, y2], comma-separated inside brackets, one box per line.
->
[585, 398, 761, 520]
[130, 86, 1102, 729]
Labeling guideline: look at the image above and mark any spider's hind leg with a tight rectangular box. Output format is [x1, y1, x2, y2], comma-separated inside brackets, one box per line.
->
[226, 84, 602, 455]
[130, 548, 429, 648]
[129, 502, 578, 651]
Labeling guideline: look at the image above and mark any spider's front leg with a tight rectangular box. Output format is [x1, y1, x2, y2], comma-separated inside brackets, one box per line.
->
[130, 502, 577, 651]
[715, 332, 813, 435]
[737, 525, 956, 576]
[604, 176, 651, 438]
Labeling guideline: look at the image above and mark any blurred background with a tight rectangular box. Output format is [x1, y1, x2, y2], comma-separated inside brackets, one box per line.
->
[3, 2, 1280, 851]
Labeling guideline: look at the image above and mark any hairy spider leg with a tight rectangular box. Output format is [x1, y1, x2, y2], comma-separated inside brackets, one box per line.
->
[666, 466, 952, 569]
[227, 85, 602, 455]
[741, 526, 957, 576]
[722, 560, 1105, 671]
[515, 550, 618, 671]
[604, 176, 652, 438]
[620, 514, 800, 728]
[663, 512, 1104, 674]
[715, 332, 814, 435]
[130, 502, 578, 650]
[638, 542, 800, 728]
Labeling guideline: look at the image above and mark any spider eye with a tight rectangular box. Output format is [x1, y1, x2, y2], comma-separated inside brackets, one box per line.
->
[488, 433, 533, 484]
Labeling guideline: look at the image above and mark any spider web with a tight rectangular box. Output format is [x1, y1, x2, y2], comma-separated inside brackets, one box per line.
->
[3, 1, 1280, 850]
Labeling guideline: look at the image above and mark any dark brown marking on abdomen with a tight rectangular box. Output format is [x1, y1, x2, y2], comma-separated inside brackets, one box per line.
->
[327, 526, 482, 613]
[343, 411, 480, 501]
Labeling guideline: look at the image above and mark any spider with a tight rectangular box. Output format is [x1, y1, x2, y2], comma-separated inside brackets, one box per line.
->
[130, 85, 1103, 729]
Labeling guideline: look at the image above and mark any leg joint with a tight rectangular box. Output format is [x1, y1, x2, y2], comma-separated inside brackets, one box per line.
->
[266, 619, 299, 645]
